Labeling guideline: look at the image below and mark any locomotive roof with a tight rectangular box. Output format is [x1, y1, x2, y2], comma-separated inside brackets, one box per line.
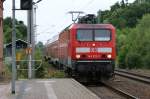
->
[45, 35, 59, 45]
[69, 23, 115, 29]
[46, 24, 115, 45]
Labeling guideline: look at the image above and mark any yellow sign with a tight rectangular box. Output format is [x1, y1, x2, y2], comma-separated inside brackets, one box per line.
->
[25, 48, 32, 54]
[16, 52, 22, 61]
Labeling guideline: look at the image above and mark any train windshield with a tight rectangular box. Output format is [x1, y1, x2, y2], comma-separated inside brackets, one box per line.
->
[77, 30, 93, 41]
[77, 29, 111, 41]
[94, 30, 111, 41]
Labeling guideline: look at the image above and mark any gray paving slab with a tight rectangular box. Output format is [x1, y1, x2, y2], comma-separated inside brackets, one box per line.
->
[0, 83, 10, 99]
[1, 79, 100, 99]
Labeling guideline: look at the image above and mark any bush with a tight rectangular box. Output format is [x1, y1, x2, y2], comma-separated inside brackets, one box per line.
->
[143, 54, 150, 69]
[35, 64, 47, 78]
[0, 64, 11, 81]
[125, 52, 142, 69]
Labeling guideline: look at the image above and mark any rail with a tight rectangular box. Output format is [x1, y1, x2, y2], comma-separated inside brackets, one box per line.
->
[115, 69, 150, 84]
[115, 69, 150, 79]
[101, 81, 139, 99]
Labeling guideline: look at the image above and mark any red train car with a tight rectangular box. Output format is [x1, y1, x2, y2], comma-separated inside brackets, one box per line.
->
[45, 35, 59, 64]
[45, 23, 116, 81]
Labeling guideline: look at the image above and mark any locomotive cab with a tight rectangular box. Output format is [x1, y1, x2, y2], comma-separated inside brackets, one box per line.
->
[69, 24, 116, 81]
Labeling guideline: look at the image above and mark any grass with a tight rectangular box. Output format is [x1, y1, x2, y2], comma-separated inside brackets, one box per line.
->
[43, 61, 65, 78]
[47, 70, 65, 78]
[2, 59, 66, 79]
[0, 64, 11, 83]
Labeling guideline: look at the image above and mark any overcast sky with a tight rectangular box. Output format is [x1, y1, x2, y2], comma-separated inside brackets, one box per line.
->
[3, 0, 135, 44]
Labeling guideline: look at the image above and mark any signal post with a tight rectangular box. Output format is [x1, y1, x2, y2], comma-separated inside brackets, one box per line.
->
[21, 0, 35, 79]
[11, 0, 33, 94]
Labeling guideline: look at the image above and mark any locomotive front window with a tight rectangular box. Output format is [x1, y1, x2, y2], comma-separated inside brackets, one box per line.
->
[94, 30, 111, 41]
[77, 30, 93, 41]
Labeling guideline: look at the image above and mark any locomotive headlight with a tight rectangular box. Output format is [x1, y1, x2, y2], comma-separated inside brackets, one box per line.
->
[76, 54, 81, 59]
[107, 54, 112, 58]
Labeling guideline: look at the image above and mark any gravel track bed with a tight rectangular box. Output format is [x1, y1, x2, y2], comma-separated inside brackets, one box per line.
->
[87, 71, 150, 99]
[106, 75, 150, 99]
[88, 85, 126, 99]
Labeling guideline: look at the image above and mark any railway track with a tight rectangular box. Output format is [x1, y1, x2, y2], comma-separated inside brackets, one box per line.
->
[115, 69, 150, 84]
[101, 81, 139, 99]
[87, 81, 139, 99]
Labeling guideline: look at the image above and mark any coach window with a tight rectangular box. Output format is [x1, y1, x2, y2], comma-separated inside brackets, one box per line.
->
[77, 30, 93, 41]
[94, 30, 111, 41]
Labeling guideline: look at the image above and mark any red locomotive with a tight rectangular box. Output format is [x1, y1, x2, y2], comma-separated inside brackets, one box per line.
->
[45, 23, 116, 81]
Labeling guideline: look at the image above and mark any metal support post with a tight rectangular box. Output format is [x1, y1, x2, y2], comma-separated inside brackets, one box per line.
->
[27, 3, 35, 78]
[31, 6, 35, 78]
[12, 0, 16, 94]
[27, 0, 42, 79]
[27, 10, 32, 79]
[97, 10, 101, 24]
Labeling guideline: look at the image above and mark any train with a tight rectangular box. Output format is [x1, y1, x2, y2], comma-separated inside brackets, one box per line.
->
[45, 23, 116, 82]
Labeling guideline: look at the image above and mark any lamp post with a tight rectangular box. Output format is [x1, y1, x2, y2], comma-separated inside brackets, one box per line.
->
[12, 0, 16, 94]
[27, 6, 33, 79]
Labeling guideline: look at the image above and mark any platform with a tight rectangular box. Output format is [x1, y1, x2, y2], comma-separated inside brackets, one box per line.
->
[1, 79, 100, 99]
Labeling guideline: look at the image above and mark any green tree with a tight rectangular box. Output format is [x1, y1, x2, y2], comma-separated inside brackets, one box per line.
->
[34, 42, 47, 78]
[98, 1, 150, 28]
[3, 17, 27, 43]
[118, 14, 150, 69]
[110, 2, 120, 11]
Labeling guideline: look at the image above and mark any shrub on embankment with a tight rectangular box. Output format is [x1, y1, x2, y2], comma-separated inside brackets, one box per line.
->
[117, 14, 150, 69]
